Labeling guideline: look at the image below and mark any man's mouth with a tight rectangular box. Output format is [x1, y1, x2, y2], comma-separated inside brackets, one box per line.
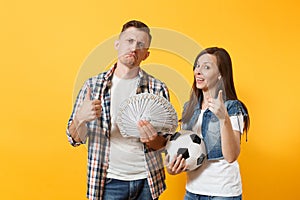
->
[127, 52, 137, 59]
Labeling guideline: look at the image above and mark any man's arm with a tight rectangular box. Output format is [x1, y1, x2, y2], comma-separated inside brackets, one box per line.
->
[67, 86, 101, 145]
[68, 117, 88, 143]
[145, 135, 167, 151]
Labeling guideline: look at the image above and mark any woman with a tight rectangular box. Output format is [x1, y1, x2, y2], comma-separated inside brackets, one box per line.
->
[167, 47, 250, 199]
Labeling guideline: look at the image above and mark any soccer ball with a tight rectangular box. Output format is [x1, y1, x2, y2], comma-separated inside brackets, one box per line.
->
[165, 130, 207, 171]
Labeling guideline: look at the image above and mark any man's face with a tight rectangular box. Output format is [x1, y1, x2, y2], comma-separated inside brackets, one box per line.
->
[115, 27, 150, 68]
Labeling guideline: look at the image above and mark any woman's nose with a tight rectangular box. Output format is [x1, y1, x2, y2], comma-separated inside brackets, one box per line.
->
[194, 68, 202, 74]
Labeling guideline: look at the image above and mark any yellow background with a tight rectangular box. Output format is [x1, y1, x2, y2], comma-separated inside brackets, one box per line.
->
[1, 0, 300, 199]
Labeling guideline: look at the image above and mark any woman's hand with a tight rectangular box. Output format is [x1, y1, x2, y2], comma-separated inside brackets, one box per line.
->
[208, 90, 241, 163]
[165, 154, 187, 175]
[207, 90, 228, 120]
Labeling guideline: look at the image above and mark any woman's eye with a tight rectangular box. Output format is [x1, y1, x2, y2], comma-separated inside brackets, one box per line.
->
[204, 65, 210, 70]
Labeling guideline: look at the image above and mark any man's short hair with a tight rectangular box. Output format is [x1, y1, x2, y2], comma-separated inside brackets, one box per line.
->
[121, 20, 152, 44]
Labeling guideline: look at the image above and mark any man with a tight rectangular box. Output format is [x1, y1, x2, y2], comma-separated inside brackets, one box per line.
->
[66, 20, 170, 200]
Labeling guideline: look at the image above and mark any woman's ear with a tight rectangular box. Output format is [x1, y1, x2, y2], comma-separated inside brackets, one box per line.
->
[218, 75, 222, 80]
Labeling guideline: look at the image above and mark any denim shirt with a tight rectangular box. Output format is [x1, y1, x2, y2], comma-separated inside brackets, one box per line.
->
[182, 100, 247, 160]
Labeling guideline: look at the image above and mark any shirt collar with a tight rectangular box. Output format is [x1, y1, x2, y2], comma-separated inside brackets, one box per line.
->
[104, 63, 144, 80]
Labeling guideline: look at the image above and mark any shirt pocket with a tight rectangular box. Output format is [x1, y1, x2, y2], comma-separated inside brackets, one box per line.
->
[205, 116, 221, 154]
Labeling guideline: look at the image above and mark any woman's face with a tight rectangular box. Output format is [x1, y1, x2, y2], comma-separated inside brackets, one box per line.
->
[194, 53, 220, 92]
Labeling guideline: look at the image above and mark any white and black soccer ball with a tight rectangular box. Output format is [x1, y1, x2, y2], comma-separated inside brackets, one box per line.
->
[165, 130, 207, 171]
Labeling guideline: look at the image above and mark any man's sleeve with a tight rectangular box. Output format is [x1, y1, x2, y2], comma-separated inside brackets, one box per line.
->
[66, 81, 89, 146]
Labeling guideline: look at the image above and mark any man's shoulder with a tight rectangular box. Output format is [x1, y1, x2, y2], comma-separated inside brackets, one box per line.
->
[86, 69, 111, 83]
[89, 71, 106, 80]
[141, 69, 165, 85]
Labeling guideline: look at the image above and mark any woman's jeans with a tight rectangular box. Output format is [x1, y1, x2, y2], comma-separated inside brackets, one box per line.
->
[103, 178, 157, 200]
[184, 190, 242, 200]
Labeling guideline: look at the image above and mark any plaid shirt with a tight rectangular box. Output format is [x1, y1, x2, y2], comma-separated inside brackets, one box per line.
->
[66, 64, 170, 200]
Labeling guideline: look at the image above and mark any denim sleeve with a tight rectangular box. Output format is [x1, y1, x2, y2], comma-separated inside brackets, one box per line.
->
[226, 100, 248, 117]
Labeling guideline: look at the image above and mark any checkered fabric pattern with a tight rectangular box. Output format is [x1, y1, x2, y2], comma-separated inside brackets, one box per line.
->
[66, 64, 170, 200]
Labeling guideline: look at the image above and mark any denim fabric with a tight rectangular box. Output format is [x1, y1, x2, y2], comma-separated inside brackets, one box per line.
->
[182, 100, 247, 160]
[103, 178, 157, 200]
[184, 190, 242, 200]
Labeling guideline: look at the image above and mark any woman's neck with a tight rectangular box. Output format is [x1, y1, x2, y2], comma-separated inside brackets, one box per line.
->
[201, 90, 213, 109]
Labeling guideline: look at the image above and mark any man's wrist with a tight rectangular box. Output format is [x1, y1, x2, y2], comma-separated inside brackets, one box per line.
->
[146, 135, 167, 151]
[74, 116, 85, 127]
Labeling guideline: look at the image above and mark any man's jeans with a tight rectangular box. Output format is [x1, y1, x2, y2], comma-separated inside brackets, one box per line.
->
[103, 178, 157, 200]
[184, 190, 242, 200]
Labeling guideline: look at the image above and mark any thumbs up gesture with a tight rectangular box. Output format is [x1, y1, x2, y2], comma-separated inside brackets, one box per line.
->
[76, 87, 102, 124]
[207, 90, 227, 120]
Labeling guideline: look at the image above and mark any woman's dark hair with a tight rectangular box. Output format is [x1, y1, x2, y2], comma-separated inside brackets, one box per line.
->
[182, 47, 250, 135]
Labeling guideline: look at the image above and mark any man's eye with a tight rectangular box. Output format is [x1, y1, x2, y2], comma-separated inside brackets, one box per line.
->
[127, 39, 134, 43]
[137, 42, 145, 48]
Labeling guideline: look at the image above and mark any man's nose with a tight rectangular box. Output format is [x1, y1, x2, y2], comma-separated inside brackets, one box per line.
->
[130, 42, 138, 51]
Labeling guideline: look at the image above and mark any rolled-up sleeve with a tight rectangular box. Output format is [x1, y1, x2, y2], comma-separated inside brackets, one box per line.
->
[66, 81, 89, 146]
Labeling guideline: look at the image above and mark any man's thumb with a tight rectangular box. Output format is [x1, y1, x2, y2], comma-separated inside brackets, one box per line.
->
[85, 87, 91, 100]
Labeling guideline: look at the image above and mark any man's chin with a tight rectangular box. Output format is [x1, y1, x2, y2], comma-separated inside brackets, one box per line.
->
[120, 58, 139, 68]
[126, 63, 139, 68]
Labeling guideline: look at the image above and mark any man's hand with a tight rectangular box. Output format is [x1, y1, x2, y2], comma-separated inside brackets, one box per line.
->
[137, 120, 166, 150]
[68, 87, 101, 143]
[76, 87, 101, 124]
[137, 120, 158, 143]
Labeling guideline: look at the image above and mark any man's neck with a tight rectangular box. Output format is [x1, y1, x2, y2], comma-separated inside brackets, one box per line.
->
[114, 62, 140, 79]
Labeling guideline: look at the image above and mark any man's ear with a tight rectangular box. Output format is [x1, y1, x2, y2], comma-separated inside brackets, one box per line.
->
[143, 51, 150, 61]
[114, 40, 120, 50]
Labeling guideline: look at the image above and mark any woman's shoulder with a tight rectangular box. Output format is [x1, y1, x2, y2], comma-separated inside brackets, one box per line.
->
[225, 100, 248, 116]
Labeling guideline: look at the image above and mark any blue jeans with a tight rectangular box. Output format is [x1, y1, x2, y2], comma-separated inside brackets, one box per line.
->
[184, 190, 242, 200]
[103, 178, 157, 200]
